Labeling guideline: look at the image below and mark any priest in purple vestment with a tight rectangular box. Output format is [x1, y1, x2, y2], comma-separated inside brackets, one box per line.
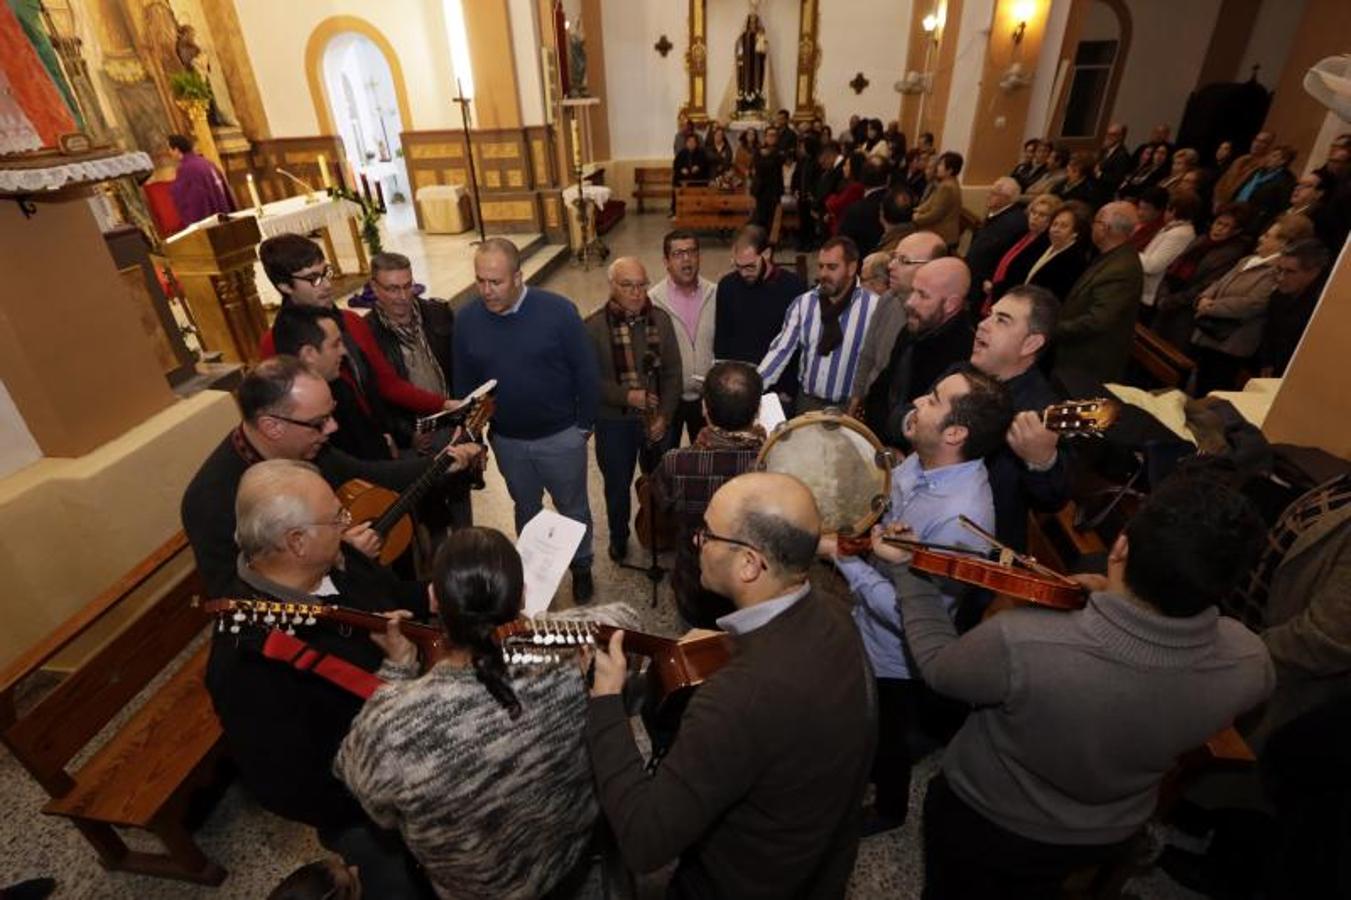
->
[168, 133, 235, 225]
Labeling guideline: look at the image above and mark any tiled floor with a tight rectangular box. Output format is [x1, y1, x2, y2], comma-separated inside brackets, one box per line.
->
[0, 210, 1202, 898]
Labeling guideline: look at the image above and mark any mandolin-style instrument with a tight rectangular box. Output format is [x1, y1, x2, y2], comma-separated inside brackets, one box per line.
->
[202, 597, 733, 709]
[336, 395, 494, 566]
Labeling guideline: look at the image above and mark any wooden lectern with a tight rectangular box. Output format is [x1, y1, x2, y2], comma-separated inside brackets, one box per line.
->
[162, 216, 268, 364]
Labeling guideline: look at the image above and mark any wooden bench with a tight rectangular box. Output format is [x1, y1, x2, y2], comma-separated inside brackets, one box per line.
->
[632, 166, 672, 213]
[1131, 322, 1196, 389]
[673, 186, 754, 235]
[0, 532, 226, 885]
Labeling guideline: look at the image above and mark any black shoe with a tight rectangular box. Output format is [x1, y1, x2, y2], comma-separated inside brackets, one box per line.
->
[2, 878, 57, 900]
[608, 539, 628, 562]
[572, 567, 594, 605]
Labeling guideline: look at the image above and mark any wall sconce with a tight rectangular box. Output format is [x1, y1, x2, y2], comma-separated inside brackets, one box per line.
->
[1011, 0, 1035, 45]
[922, 13, 939, 34]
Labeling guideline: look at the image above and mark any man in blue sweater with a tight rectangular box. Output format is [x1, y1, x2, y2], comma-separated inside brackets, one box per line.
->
[454, 238, 601, 602]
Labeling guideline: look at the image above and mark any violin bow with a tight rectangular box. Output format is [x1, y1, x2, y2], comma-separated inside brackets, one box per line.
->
[957, 515, 1081, 587]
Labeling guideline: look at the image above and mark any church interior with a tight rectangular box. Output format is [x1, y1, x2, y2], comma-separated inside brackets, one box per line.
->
[1, 0, 1349, 897]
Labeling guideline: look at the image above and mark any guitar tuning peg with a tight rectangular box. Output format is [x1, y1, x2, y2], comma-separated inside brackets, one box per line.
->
[233, 611, 246, 623]
[304, 615, 316, 625]
[216, 619, 225, 633]
[229, 624, 241, 634]
[285, 626, 295, 636]
[263, 612, 276, 625]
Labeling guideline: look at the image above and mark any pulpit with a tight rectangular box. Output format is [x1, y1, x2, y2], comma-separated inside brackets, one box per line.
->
[163, 215, 268, 364]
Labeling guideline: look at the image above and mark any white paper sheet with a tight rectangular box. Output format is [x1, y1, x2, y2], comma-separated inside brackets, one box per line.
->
[516, 509, 587, 615]
[757, 392, 787, 432]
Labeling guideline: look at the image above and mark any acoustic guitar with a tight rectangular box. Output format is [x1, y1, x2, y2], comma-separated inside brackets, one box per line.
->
[336, 395, 494, 566]
[202, 597, 733, 711]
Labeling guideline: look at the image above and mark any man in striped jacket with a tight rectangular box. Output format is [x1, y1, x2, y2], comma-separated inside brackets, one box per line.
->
[757, 236, 881, 413]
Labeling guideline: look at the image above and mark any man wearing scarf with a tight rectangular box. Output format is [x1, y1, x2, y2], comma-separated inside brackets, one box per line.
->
[758, 236, 880, 413]
[584, 258, 683, 562]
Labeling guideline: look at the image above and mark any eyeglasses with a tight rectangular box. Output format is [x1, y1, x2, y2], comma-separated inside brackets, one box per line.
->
[267, 411, 335, 431]
[693, 521, 767, 567]
[305, 508, 353, 530]
[291, 264, 335, 287]
[890, 255, 933, 266]
[614, 280, 650, 292]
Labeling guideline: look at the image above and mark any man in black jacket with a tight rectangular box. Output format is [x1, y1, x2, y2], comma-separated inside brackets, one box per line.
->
[208, 459, 430, 897]
[810, 141, 845, 247]
[969, 285, 1071, 552]
[181, 356, 479, 596]
[838, 156, 891, 256]
[1234, 145, 1299, 232]
[964, 177, 1028, 316]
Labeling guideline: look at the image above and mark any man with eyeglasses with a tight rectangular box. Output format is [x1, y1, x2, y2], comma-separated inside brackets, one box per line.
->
[583, 257, 682, 562]
[585, 472, 875, 899]
[258, 234, 460, 423]
[182, 356, 480, 596]
[847, 231, 947, 420]
[207, 459, 432, 898]
[712, 225, 806, 374]
[1257, 238, 1331, 378]
[650, 229, 719, 448]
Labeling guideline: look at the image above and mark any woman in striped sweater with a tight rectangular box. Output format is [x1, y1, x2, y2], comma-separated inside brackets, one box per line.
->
[335, 528, 638, 899]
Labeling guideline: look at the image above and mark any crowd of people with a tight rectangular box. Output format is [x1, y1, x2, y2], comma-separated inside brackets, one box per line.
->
[174, 108, 1351, 900]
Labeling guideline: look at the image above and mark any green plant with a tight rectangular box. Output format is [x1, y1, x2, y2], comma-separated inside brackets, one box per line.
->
[169, 70, 213, 103]
[329, 185, 385, 255]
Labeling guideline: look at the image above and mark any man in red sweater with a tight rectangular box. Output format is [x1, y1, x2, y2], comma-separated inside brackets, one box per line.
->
[257, 234, 458, 421]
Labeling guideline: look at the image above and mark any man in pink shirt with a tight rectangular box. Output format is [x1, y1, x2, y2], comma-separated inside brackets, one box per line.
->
[649, 230, 719, 448]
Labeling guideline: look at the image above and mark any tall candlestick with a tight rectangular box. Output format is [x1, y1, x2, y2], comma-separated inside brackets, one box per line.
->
[317, 153, 333, 189]
[570, 117, 582, 169]
[246, 172, 263, 213]
[375, 181, 386, 213]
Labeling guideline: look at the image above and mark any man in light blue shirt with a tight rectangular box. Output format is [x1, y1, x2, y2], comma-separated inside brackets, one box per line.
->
[822, 363, 1012, 833]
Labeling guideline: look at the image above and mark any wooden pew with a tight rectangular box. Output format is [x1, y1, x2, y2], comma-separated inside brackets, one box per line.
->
[1132, 322, 1196, 390]
[0, 532, 226, 885]
[673, 187, 754, 235]
[632, 166, 672, 213]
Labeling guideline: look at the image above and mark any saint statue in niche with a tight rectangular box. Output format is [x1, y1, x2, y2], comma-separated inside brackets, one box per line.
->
[734, 6, 768, 116]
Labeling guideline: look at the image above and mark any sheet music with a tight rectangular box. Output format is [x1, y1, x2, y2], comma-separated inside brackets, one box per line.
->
[757, 392, 787, 432]
[515, 510, 586, 615]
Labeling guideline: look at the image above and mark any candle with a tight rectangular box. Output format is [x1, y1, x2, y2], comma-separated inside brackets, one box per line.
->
[317, 153, 333, 189]
[570, 117, 582, 169]
[246, 172, 263, 212]
[375, 181, 386, 212]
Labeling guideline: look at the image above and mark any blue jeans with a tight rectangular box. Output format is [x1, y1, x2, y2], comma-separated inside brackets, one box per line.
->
[594, 418, 654, 547]
[491, 426, 593, 567]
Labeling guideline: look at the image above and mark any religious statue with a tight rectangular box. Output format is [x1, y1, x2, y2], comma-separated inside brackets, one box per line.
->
[735, 9, 768, 116]
[175, 24, 235, 127]
[567, 19, 588, 97]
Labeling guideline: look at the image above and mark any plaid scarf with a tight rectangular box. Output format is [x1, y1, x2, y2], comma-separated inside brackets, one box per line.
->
[693, 424, 767, 450]
[1223, 474, 1351, 629]
[605, 299, 663, 390]
[373, 301, 448, 396]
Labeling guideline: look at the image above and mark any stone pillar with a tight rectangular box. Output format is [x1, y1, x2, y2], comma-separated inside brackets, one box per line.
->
[792, 0, 823, 124]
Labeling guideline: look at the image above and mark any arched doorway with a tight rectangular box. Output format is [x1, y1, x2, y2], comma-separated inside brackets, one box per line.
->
[305, 18, 414, 222]
[1050, 0, 1132, 150]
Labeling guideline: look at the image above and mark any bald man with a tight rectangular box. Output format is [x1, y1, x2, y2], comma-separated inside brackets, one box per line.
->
[583, 257, 682, 561]
[1054, 201, 1144, 383]
[1095, 121, 1133, 196]
[207, 460, 429, 896]
[848, 230, 947, 415]
[585, 472, 875, 898]
[963, 176, 1028, 312]
[863, 256, 977, 444]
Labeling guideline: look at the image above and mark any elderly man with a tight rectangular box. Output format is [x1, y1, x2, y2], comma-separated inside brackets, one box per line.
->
[181, 357, 479, 597]
[1234, 144, 1299, 230]
[964, 177, 1028, 313]
[1094, 122, 1133, 197]
[860, 251, 891, 296]
[1214, 130, 1274, 208]
[655, 361, 767, 628]
[650, 230, 718, 448]
[206, 459, 430, 897]
[848, 231, 947, 414]
[865, 257, 977, 445]
[713, 225, 807, 368]
[759, 236, 881, 413]
[1054, 201, 1143, 383]
[584, 257, 682, 562]
[453, 238, 600, 602]
[586, 472, 875, 898]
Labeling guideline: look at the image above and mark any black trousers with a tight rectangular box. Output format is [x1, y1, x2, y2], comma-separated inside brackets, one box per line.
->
[665, 398, 706, 450]
[874, 678, 920, 821]
[922, 773, 1132, 900]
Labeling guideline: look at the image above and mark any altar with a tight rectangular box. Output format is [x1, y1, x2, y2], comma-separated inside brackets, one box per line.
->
[230, 193, 369, 276]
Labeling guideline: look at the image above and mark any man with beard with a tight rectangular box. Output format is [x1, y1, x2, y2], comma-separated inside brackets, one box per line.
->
[758, 236, 881, 412]
[713, 225, 807, 367]
[863, 257, 976, 445]
[848, 231, 947, 416]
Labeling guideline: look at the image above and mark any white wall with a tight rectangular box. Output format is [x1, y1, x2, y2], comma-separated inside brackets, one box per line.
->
[0, 380, 41, 480]
[1025, 0, 1074, 139]
[941, 0, 995, 158]
[509, 0, 547, 126]
[1106, 0, 1223, 141]
[1237, 0, 1307, 89]
[233, 0, 461, 137]
[600, 0, 917, 160]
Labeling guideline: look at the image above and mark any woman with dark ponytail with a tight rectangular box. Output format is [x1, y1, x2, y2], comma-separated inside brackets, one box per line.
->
[335, 527, 638, 899]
